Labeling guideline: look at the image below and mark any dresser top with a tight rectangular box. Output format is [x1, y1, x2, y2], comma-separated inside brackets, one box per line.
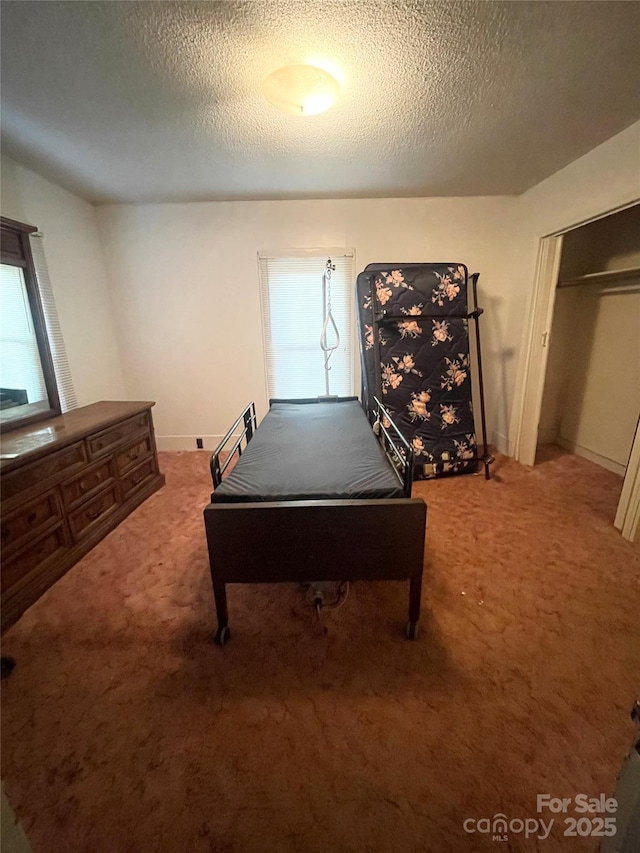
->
[0, 401, 156, 472]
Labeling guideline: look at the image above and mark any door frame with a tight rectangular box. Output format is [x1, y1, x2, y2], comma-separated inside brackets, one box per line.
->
[512, 233, 564, 467]
[615, 418, 640, 542]
[512, 200, 640, 542]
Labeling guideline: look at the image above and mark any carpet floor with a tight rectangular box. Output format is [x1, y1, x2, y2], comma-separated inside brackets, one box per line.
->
[1, 447, 638, 853]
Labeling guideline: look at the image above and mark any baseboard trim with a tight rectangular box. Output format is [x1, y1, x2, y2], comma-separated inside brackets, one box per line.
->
[156, 435, 240, 452]
[491, 431, 513, 457]
[556, 437, 626, 476]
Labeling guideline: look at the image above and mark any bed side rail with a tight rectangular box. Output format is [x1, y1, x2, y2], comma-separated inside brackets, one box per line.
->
[210, 402, 257, 489]
[372, 396, 415, 496]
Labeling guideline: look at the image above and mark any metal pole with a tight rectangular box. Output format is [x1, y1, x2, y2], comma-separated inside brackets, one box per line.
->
[469, 273, 494, 480]
[322, 270, 330, 396]
[319, 259, 339, 399]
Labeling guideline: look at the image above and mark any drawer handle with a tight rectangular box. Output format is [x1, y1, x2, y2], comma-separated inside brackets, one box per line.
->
[27, 512, 37, 524]
[86, 503, 105, 521]
[131, 471, 146, 487]
[127, 448, 141, 461]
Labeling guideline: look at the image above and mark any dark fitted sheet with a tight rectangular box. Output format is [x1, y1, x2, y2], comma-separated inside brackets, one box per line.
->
[212, 400, 404, 503]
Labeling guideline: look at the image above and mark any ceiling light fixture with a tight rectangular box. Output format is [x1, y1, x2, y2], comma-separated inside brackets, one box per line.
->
[262, 65, 341, 116]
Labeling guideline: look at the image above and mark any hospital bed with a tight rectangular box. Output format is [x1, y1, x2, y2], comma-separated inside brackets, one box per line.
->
[203, 397, 427, 644]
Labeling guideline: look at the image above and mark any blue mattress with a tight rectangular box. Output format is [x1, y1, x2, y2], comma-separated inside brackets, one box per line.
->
[212, 400, 404, 503]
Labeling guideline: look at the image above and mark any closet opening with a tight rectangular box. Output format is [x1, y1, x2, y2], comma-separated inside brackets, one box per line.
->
[536, 204, 640, 536]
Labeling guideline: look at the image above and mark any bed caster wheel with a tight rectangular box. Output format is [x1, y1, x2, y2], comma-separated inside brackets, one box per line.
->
[406, 621, 419, 641]
[214, 626, 230, 646]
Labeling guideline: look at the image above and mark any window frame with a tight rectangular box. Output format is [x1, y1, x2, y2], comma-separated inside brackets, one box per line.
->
[0, 216, 61, 432]
[257, 248, 357, 403]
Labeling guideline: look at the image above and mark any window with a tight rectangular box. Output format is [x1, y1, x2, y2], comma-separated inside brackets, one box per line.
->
[258, 250, 355, 399]
[0, 217, 75, 431]
[0, 264, 49, 410]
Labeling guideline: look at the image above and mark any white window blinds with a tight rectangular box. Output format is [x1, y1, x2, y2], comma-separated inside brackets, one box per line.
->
[30, 233, 77, 412]
[258, 250, 355, 400]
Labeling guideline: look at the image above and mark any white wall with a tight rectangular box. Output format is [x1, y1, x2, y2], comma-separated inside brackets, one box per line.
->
[1, 156, 126, 406]
[96, 197, 522, 450]
[558, 285, 640, 472]
[96, 122, 640, 455]
[518, 122, 640, 240]
[539, 283, 640, 473]
[4, 120, 638, 455]
[510, 121, 640, 452]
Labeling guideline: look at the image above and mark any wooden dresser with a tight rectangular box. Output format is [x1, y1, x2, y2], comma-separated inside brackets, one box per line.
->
[1, 401, 165, 632]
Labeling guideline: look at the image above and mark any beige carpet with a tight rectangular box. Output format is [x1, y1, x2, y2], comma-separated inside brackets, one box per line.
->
[1, 447, 638, 852]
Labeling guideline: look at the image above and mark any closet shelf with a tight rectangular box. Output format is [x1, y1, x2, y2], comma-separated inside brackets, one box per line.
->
[557, 266, 640, 289]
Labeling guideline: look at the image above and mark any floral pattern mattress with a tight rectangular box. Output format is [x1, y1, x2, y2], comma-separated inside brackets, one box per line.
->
[357, 263, 478, 478]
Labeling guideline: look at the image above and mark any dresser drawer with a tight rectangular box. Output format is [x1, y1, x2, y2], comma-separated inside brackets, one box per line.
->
[68, 485, 119, 541]
[61, 458, 115, 510]
[87, 412, 150, 459]
[115, 435, 152, 476]
[1, 402, 164, 634]
[1, 442, 87, 503]
[1, 524, 68, 593]
[121, 457, 157, 502]
[0, 491, 61, 555]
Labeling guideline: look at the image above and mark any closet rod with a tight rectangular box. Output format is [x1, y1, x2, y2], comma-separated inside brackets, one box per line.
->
[557, 266, 640, 289]
[597, 285, 640, 296]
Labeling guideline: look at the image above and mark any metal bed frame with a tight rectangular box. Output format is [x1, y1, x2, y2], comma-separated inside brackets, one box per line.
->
[204, 397, 427, 644]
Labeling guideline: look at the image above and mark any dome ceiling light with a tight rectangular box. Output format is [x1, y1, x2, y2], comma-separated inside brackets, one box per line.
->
[262, 65, 341, 116]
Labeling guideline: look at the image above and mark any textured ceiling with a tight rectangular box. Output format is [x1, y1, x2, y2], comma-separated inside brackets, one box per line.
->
[1, 1, 639, 204]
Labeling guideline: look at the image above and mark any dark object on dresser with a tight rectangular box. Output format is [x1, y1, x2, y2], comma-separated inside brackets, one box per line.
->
[0, 401, 165, 633]
[0, 389, 28, 411]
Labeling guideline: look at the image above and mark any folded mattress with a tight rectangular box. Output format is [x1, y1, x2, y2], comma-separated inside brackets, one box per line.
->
[212, 400, 404, 503]
[356, 262, 478, 477]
